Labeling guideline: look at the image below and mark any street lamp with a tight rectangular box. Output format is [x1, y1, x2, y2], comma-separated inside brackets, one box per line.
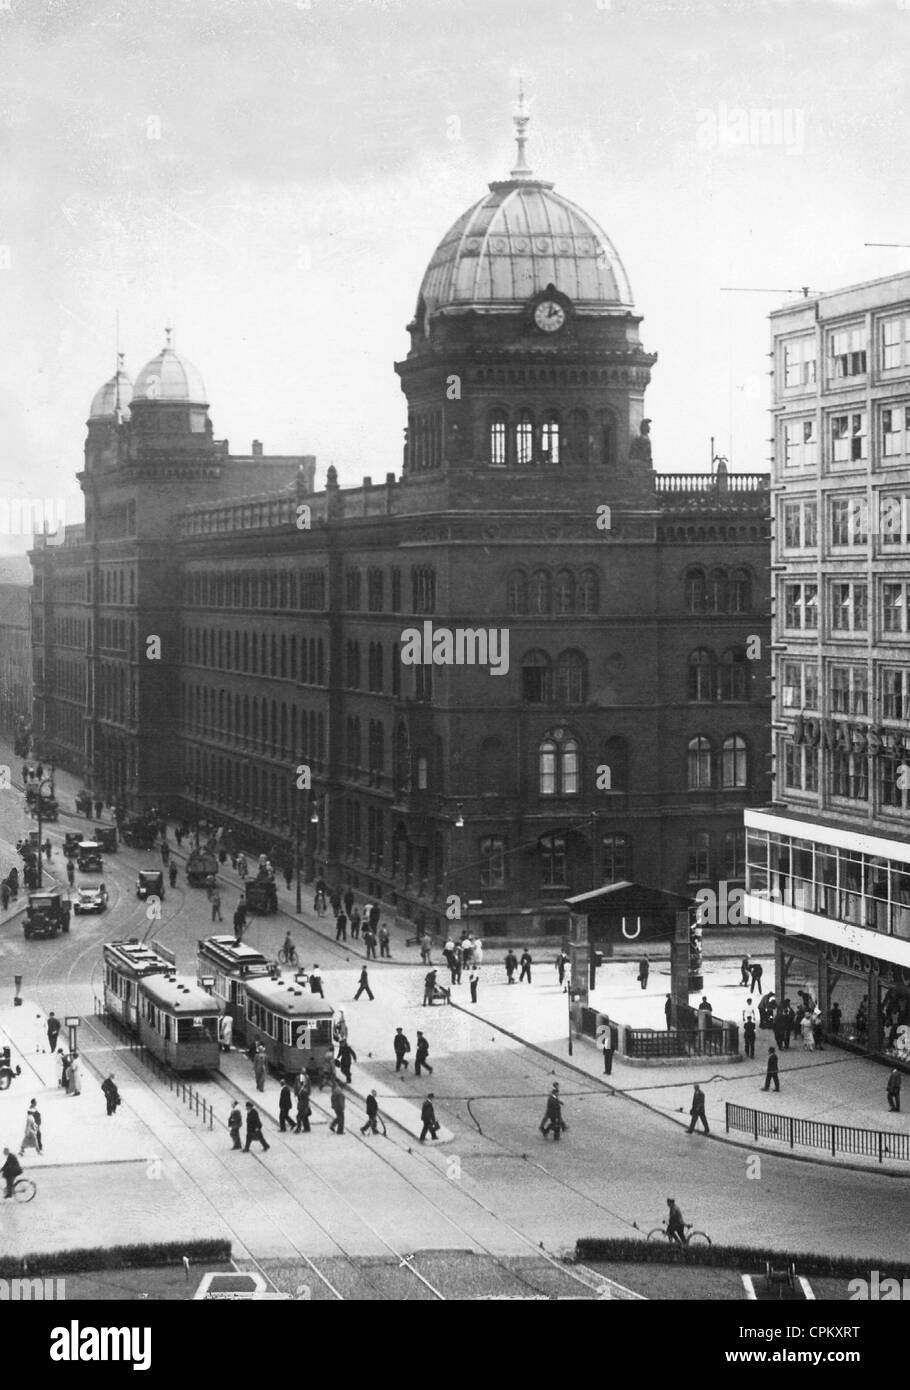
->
[34, 774, 54, 890]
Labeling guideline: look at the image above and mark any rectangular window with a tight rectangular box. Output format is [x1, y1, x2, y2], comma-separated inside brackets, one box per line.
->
[479, 836, 506, 888]
[345, 570, 362, 610]
[830, 664, 868, 716]
[783, 336, 817, 389]
[829, 496, 868, 546]
[781, 661, 818, 710]
[879, 493, 910, 545]
[367, 569, 384, 613]
[882, 581, 909, 634]
[880, 758, 910, 812]
[601, 834, 631, 881]
[827, 325, 867, 380]
[880, 315, 910, 372]
[831, 412, 867, 465]
[540, 835, 566, 886]
[784, 418, 818, 470]
[882, 668, 910, 721]
[881, 407, 910, 460]
[783, 582, 818, 630]
[686, 831, 710, 882]
[830, 581, 867, 633]
[783, 740, 819, 793]
[830, 748, 868, 801]
[782, 499, 817, 549]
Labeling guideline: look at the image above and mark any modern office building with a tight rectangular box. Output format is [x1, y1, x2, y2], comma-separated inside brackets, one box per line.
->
[745, 272, 910, 1061]
[31, 107, 772, 937]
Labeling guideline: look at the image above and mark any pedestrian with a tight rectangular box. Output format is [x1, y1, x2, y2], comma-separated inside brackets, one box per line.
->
[329, 890, 341, 918]
[799, 1012, 815, 1051]
[469, 970, 479, 1004]
[349, 907, 361, 940]
[887, 1067, 902, 1113]
[43, 839, 51, 862]
[253, 1044, 267, 1092]
[749, 961, 764, 993]
[309, 966, 324, 998]
[414, 1031, 433, 1076]
[363, 927, 376, 959]
[740, 954, 751, 987]
[686, 1083, 710, 1135]
[540, 1084, 565, 1141]
[473, 937, 483, 969]
[168, 861, 178, 889]
[228, 1101, 243, 1149]
[101, 1074, 120, 1116]
[278, 1080, 294, 1131]
[361, 1090, 384, 1136]
[423, 969, 438, 1007]
[504, 950, 518, 984]
[333, 1009, 349, 1045]
[66, 1053, 82, 1096]
[419, 1093, 440, 1143]
[637, 954, 650, 991]
[244, 1102, 270, 1152]
[368, 903, 381, 933]
[393, 1027, 411, 1072]
[830, 1002, 842, 1036]
[774, 999, 794, 1050]
[378, 923, 391, 958]
[283, 864, 293, 892]
[519, 949, 532, 984]
[295, 1083, 312, 1133]
[211, 889, 222, 923]
[343, 887, 355, 917]
[329, 1080, 346, 1134]
[55, 1050, 67, 1089]
[313, 879, 327, 916]
[762, 1046, 780, 1093]
[743, 1015, 756, 1060]
[94, 798, 103, 819]
[664, 994, 673, 1029]
[420, 932, 432, 966]
[2, 1149, 22, 1199]
[461, 934, 474, 970]
[811, 1006, 825, 1051]
[601, 1026, 614, 1076]
[46, 1011, 60, 1053]
[1, 879, 10, 908]
[160, 840, 170, 865]
[237, 853, 248, 881]
[555, 950, 568, 986]
[336, 1040, 357, 1084]
[354, 964, 374, 1001]
[334, 910, 347, 942]
[697, 997, 712, 1033]
[453, 943, 463, 984]
[20, 1101, 42, 1156]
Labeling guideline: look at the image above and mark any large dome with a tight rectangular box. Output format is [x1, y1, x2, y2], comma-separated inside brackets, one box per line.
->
[417, 99, 633, 319]
[89, 361, 133, 419]
[133, 338, 207, 404]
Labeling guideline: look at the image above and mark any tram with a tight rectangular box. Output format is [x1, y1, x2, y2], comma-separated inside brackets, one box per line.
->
[102, 939, 172, 1032]
[137, 975, 221, 1073]
[239, 973, 334, 1081]
[196, 935, 271, 1038]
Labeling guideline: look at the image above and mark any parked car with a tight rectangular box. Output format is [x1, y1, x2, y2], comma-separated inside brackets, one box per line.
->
[137, 869, 165, 901]
[24, 889, 70, 939]
[73, 884, 108, 915]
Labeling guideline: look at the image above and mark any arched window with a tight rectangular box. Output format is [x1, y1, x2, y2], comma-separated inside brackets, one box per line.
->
[531, 569, 551, 615]
[722, 734, 748, 788]
[578, 569, 599, 614]
[729, 568, 751, 613]
[718, 647, 748, 701]
[516, 410, 534, 466]
[687, 736, 713, 789]
[568, 408, 589, 465]
[522, 649, 552, 703]
[539, 728, 580, 796]
[685, 568, 706, 613]
[707, 567, 728, 614]
[507, 570, 528, 615]
[489, 410, 507, 466]
[688, 648, 716, 702]
[541, 414, 560, 465]
[555, 649, 587, 704]
[554, 570, 574, 615]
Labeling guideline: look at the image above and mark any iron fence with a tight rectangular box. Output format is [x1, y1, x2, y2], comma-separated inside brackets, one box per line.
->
[92, 999, 215, 1129]
[726, 1102, 910, 1164]
[625, 1023, 739, 1059]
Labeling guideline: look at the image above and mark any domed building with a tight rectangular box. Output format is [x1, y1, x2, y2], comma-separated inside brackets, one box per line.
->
[32, 105, 771, 946]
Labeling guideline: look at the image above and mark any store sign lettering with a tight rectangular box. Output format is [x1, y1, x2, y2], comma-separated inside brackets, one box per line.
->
[794, 712, 910, 760]
[825, 942, 910, 986]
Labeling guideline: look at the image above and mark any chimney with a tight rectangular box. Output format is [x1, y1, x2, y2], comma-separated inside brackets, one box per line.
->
[251, 440, 263, 458]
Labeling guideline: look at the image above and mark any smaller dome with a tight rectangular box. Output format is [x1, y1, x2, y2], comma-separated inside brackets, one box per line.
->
[89, 364, 133, 420]
[133, 338, 207, 404]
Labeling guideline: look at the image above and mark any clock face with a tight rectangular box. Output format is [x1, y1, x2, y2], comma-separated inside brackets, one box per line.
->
[534, 300, 566, 333]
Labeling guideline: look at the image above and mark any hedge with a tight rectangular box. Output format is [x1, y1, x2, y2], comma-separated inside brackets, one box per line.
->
[575, 1237, 910, 1280]
[0, 1239, 231, 1277]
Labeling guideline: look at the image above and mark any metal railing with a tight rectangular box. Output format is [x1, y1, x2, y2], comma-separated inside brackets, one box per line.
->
[92, 1000, 215, 1129]
[625, 1023, 740, 1059]
[726, 1102, 910, 1164]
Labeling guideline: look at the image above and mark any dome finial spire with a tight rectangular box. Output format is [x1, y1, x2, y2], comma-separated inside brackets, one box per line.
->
[510, 80, 533, 180]
[164, 323, 173, 348]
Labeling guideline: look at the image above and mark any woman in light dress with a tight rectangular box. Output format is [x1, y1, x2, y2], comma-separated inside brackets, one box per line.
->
[67, 1052, 82, 1095]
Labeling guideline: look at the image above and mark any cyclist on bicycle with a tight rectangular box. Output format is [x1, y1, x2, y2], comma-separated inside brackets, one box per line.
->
[666, 1197, 687, 1244]
[282, 932, 295, 961]
[1, 1148, 22, 1199]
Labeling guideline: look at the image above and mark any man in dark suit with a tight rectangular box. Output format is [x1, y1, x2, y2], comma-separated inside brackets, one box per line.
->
[762, 1047, 780, 1093]
[419, 1094, 439, 1142]
[393, 1028, 410, 1072]
[244, 1102, 270, 1152]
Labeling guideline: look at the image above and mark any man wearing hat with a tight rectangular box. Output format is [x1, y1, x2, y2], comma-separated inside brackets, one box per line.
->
[540, 1084, 565, 1140]
[419, 1093, 439, 1142]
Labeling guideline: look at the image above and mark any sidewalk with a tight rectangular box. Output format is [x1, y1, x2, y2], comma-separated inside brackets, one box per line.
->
[447, 954, 910, 1173]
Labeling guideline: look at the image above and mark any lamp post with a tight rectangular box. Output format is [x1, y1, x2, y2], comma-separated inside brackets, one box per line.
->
[35, 774, 54, 890]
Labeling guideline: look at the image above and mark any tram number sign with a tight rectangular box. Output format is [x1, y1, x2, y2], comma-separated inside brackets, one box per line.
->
[292, 1023, 309, 1048]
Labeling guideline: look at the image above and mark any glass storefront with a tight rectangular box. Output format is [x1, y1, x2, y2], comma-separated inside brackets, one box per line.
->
[780, 952, 819, 1011]
[880, 980, 910, 1061]
[826, 967, 868, 1045]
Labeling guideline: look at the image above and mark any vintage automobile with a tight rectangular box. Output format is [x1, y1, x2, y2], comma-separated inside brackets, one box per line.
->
[136, 869, 165, 901]
[93, 826, 118, 854]
[73, 883, 109, 915]
[77, 840, 104, 873]
[245, 875, 278, 915]
[186, 847, 218, 888]
[63, 831, 82, 857]
[26, 787, 59, 821]
[24, 889, 70, 939]
[121, 816, 158, 850]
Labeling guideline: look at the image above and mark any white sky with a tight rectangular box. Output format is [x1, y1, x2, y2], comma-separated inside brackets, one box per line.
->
[0, 0, 907, 546]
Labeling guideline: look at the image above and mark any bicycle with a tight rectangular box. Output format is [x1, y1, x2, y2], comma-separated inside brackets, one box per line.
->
[278, 943, 299, 967]
[5, 1177, 36, 1204]
[646, 1221, 711, 1249]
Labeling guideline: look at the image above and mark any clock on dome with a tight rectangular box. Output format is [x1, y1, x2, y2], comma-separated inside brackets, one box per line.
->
[534, 299, 566, 333]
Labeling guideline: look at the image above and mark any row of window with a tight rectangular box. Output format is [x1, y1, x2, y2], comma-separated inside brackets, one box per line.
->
[779, 316, 910, 395]
[780, 662, 910, 720]
[782, 579, 910, 635]
[781, 741, 910, 811]
[782, 407, 910, 471]
[184, 628, 326, 684]
[683, 567, 754, 615]
[782, 493, 910, 551]
[180, 687, 325, 769]
[507, 568, 600, 616]
[184, 737, 326, 820]
[183, 569, 327, 611]
[687, 648, 752, 702]
[486, 408, 615, 468]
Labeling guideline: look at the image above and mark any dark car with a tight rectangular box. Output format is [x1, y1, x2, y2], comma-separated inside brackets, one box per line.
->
[24, 889, 69, 939]
[137, 869, 165, 901]
[77, 841, 104, 873]
[63, 831, 82, 856]
[93, 826, 118, 854]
